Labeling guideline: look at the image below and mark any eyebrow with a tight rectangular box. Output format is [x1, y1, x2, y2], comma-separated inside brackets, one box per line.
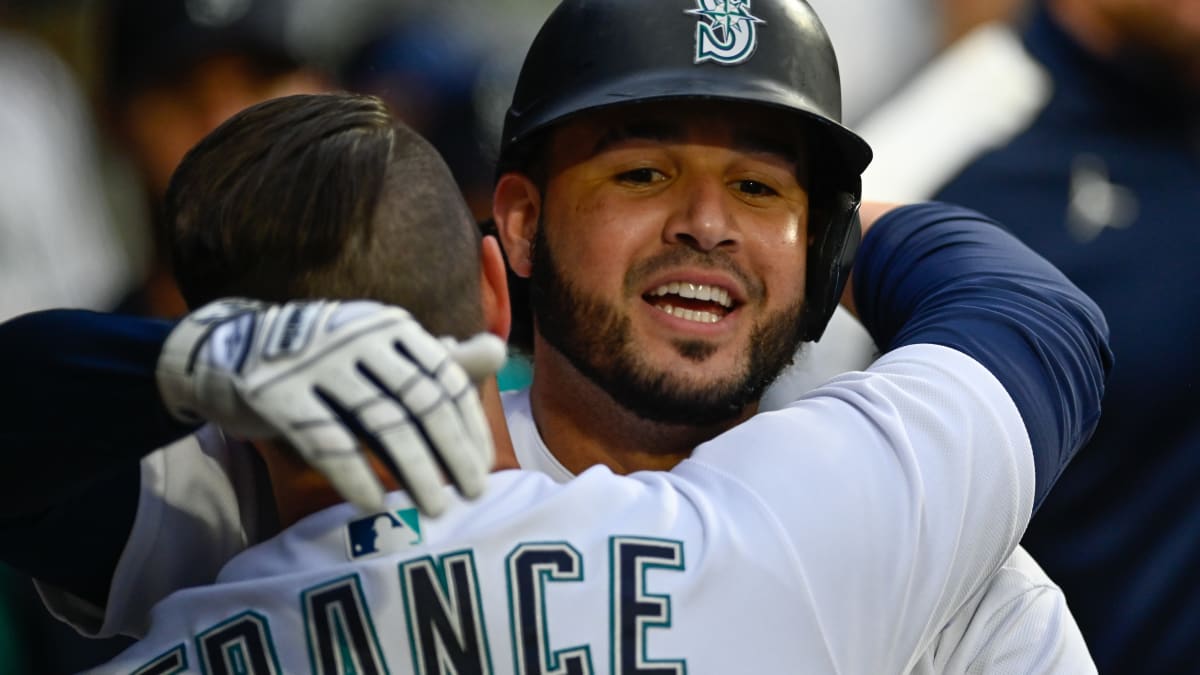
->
[591, 121, 684, 156]
[589, 119, 803, 170]
[732, 130, 802, 169]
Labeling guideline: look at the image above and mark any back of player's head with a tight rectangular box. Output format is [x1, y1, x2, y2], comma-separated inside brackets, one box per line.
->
[165, 93, 484, 339]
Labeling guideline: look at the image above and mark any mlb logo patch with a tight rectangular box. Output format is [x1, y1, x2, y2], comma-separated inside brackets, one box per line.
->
[345, 508, 423, 560]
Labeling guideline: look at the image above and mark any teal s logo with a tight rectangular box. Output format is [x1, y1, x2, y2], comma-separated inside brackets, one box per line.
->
[686, 0, 765, 65]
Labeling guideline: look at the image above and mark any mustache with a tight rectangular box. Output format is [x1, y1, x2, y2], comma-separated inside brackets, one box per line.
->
[623, 246, 763, 302]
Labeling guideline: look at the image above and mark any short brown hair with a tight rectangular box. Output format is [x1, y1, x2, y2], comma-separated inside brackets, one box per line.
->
[165, 93, 483, 339]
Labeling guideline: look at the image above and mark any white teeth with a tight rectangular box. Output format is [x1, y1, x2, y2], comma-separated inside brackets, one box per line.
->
[654, 305, 721, 324]
[648, 283, 734, 308]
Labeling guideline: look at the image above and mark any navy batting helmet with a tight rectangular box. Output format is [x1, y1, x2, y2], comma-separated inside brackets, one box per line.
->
[498, 0, 872, 342]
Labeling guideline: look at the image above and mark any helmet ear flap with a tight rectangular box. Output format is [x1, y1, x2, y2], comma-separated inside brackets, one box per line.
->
[800, 187, 861, 342]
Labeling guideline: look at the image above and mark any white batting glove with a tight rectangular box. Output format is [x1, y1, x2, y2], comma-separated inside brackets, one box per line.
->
[156, 299, 507, 516]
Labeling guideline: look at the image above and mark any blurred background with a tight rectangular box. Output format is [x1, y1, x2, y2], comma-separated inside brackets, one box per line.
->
[0, 0, 1026, 326]
[0, 0, 1027, 671]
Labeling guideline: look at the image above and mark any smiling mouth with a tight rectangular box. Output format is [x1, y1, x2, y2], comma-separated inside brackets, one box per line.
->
[643, 282, 737, 325]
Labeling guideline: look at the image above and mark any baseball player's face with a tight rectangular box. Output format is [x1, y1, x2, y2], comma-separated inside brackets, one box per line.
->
[529, 102, 811, 424]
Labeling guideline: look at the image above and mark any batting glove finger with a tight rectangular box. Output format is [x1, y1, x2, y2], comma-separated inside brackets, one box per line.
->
[374, 421, 452, 517]
[442, 334, 508, 382]
[272, 390, 388, 514]
[359, 340, 491, 504]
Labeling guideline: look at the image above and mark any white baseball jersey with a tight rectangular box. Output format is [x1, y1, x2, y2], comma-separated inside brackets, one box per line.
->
[504, 312, 1095, 674]
[87, 344, 1052, 673]
[913, 547, 1093, 674]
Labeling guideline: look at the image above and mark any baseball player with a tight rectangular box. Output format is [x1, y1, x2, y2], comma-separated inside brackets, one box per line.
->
[65, 88, 1106, 673]
[0, 1, 1107, 671]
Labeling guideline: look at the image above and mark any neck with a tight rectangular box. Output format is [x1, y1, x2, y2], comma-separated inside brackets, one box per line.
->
[529, 337, 755, 476]
[481, 378, 519, 471]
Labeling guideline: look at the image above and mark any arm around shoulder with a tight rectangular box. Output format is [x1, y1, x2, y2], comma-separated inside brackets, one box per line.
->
[853, 202, 1112, 510]
[682, 201, 1109, 668]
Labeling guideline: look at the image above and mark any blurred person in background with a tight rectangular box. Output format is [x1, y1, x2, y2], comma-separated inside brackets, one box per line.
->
[857, 0, 1200, 671]
[0, 8, 129, 322]
[99, 0, 330, 318]
[342, 17, 495, 220]
[1, 5, 132, 671]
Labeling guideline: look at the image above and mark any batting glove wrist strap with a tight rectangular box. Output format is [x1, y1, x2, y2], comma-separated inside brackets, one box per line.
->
[157, 298, 273, 432]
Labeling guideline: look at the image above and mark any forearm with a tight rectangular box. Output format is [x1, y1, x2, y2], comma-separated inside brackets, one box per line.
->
[853, 203, 1112, 510]
[0, 310, 196, 516]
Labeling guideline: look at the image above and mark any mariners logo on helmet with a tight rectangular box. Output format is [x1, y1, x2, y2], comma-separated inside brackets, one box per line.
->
[686, 0, 765, 65]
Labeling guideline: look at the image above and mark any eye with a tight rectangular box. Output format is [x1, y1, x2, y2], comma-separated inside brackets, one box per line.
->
[616, 167, 668, 185]
[733, 180, 779, 197]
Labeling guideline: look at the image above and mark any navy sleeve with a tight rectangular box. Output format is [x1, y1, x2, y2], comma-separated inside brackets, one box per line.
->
[0, 310, 197, 517]
[854, 203, 1112, 511]
[0, 310, 198, 606]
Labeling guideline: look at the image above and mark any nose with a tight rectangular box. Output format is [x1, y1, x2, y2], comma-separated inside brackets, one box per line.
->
[663, 177, 739, 252]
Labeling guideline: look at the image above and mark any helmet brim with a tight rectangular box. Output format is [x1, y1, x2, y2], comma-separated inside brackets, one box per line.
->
[502, 70, 872, 177]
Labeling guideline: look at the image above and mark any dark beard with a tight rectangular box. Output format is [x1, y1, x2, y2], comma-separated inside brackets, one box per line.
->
[529, 225, 808, 427]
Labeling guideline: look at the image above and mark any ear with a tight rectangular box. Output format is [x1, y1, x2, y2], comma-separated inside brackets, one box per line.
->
[492, 172, 541, 279]
[480, 235, 513, 341]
